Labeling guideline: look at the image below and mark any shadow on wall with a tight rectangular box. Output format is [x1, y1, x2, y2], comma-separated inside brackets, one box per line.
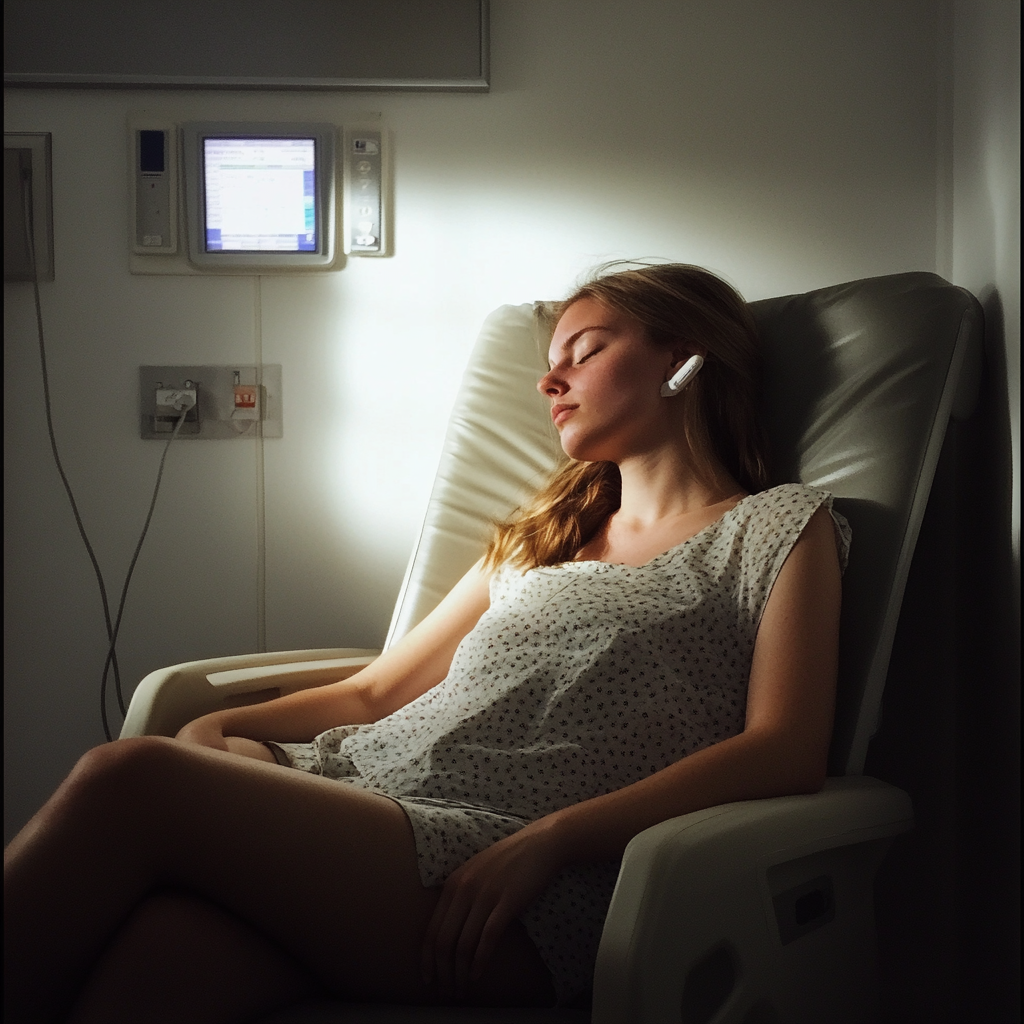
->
[867, 286, 1020, 1024]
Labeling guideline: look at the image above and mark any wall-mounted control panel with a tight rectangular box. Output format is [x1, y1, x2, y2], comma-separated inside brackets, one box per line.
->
[132, 126, 177, 255]
[140, 365, 282, 439]
[344, 128, 385, 256]
[128, 114, 390, 275]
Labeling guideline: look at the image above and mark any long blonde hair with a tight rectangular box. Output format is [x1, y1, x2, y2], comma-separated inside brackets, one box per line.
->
[484, 263, 770, 571]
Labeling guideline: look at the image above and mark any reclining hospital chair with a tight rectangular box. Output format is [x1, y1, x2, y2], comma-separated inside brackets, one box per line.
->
[122, 271, 983, 1024]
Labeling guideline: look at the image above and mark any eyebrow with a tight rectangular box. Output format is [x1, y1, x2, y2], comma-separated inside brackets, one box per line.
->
[548, 325, 611, 367]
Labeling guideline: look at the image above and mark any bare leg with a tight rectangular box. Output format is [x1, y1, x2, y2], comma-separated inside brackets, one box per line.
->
[4, 737, 554, 1023]
[68, 889, 316, 1024]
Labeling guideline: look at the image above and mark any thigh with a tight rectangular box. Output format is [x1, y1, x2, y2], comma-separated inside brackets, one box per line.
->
[112, 739, 553, 1005]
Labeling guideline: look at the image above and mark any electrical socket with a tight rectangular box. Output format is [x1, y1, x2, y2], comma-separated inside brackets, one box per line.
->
[140, 365, 282, 439]
[153, 386, 199, 434]
[155, 388, 197, 410]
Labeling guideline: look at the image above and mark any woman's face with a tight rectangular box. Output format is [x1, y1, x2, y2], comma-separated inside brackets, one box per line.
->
[539, 297, 687, 463]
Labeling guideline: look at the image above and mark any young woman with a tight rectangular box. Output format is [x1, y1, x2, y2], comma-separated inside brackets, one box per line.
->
[4, 264, 848, 1023]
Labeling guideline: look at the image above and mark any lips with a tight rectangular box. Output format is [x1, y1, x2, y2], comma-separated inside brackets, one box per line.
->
[551, 403, 577, 426]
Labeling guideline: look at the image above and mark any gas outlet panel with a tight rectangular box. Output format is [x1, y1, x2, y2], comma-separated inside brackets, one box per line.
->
[343, 127, 386, 256]
[140, 365, 282, 439]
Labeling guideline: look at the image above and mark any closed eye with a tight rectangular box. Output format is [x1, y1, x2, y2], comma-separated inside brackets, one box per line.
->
[576, 347, 601, 364]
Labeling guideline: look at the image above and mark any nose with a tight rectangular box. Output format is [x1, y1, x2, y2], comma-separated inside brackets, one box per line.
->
[537, 367, 568, 396]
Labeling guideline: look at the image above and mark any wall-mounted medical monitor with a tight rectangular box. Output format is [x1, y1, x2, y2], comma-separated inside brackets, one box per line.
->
[182, 121, 337, 270]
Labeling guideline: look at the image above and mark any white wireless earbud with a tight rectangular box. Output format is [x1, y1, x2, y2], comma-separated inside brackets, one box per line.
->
[660, 354, 704, 397]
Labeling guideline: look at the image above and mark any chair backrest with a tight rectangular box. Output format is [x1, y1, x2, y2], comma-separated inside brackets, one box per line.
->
[385, 273, 983, 777]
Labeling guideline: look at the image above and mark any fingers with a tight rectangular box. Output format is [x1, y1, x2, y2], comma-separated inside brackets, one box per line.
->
[451, 896, 494, 996]
[422, 867, 510, 1000]
[421, 871, 464, 989]
[430, 882, 484, 998]
[471, 900, 512, 981]
[419, 825, 562, 1000]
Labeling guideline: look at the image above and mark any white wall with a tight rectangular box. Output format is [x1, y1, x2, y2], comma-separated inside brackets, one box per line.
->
[3, 0, 952, 839]
[952, 0, 1020, 575]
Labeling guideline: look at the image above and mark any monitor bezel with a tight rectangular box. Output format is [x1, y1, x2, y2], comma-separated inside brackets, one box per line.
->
[182, 121, 337, 270]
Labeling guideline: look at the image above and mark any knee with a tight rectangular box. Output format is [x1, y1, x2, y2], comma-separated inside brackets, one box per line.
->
[69, 736, 180, 794]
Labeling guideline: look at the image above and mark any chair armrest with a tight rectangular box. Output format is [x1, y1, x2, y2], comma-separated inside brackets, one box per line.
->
[592, 776, 913, 1024]
[120, 648, 380, 739]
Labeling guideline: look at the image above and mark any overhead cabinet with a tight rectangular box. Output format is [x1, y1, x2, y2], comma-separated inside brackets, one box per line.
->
[4, 0, 489, 91]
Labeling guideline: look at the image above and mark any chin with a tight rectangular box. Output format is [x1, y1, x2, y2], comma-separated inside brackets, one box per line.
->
[557, 408, 644, 463]
[557, 429, 594, 461]
[559, 434, 618, 463]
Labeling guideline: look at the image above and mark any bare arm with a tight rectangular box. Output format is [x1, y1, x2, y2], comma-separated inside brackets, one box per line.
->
[176, 561, 492, 750]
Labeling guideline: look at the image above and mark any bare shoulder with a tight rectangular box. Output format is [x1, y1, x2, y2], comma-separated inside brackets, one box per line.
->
[792, 503, 844, 566]
[759, 504, 842, 636]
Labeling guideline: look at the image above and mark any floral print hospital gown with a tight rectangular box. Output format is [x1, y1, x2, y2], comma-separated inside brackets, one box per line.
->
[268, 483, 851, 1004]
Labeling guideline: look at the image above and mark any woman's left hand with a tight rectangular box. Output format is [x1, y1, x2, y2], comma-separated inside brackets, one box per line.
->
[421, 816, 568, 999]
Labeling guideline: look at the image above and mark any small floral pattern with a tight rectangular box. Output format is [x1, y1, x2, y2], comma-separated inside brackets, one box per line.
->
[268, 483, 850, 1003]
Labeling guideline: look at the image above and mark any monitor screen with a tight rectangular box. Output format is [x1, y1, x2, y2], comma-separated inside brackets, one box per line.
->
[203, 137, 317, 253]
[182, 121, 337, 271]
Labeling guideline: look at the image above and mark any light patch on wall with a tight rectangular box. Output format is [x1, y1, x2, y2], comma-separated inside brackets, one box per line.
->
[316, 186, 788, 552]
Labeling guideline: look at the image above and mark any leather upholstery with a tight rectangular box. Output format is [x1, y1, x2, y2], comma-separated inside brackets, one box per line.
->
[752, 274, 981, 772]
[384, 301, 565, 646]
